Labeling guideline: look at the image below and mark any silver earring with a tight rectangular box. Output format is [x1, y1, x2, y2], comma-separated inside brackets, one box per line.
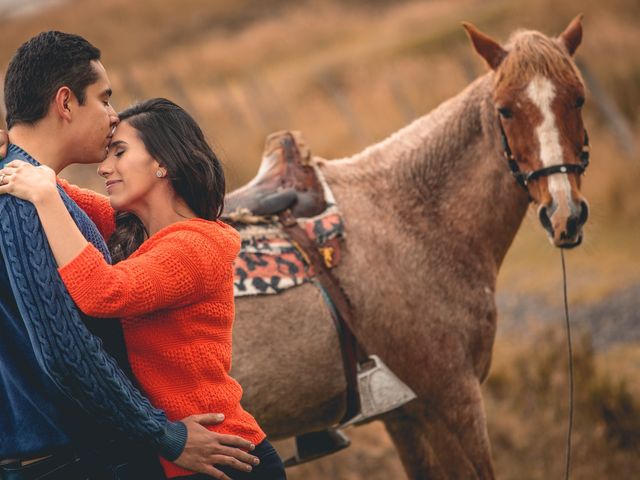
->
[156, 170, 165, 178]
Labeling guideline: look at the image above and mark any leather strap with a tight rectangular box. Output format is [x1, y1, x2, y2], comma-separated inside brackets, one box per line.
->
[279, 209, 362, 424]
[499, 120, 589, 191]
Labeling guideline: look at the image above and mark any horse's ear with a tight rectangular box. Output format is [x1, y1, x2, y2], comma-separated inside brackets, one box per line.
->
[558, 14, 583, 56]
[462, 22, 507, 70]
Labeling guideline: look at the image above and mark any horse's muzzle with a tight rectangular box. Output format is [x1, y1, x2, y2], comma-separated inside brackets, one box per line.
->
[538, 200, 589, 248]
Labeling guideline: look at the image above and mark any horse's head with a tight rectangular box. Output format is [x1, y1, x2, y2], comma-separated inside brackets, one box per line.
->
[464, 16, 589, 248]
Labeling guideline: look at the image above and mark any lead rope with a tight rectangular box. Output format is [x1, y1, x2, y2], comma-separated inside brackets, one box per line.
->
[561, 249, 574, 480]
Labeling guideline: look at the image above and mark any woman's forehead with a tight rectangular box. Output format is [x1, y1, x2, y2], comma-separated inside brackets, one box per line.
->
[113, 121, 136, 140]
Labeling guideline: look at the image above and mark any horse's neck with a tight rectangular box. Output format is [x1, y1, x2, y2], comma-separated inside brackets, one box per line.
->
[325, 74, 530, 271]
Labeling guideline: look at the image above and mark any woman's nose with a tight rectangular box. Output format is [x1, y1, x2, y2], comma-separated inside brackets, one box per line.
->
[98, 160, 112, 178]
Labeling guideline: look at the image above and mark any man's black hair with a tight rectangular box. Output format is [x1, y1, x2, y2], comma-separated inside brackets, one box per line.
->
[4, 31, 101, 129]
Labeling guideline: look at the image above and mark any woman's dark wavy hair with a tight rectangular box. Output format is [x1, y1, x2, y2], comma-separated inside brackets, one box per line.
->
[108, 98, 225, 263]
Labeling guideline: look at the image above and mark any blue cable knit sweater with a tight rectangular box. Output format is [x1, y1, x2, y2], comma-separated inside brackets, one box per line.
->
[0, 145, 186, 460]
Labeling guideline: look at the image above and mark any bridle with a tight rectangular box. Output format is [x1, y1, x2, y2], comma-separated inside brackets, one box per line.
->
[498, 119, 590, 192]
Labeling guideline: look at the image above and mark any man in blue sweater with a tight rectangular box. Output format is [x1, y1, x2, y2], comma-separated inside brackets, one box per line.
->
[0, 32, 259, 480]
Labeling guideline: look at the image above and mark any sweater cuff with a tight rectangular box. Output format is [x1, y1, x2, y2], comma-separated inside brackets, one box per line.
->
[156, 421, 187, 461]
[58, 242, 104, 290]
[58, 241, 102, 273]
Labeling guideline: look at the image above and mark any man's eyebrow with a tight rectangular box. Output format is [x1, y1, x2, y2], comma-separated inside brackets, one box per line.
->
[102, 88, 113, 98]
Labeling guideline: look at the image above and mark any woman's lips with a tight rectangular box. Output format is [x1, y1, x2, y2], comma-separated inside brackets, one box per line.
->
[105, 180, 122, 193]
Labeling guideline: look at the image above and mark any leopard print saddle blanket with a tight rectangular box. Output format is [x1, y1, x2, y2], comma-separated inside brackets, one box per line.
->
[230, 163, 345, 297]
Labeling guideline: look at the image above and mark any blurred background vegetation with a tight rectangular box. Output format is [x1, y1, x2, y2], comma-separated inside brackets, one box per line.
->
[0, 0, 637, 478]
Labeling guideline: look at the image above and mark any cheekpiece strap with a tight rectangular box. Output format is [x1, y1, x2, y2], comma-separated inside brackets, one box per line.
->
[499, 119, 590, 191]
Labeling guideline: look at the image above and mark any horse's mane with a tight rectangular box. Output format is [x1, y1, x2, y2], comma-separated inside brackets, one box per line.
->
[329, 74, 492, 185]
[498, 30, 584, 87]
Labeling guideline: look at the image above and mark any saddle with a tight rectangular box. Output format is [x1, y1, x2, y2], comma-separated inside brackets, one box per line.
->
[223, 131, 326, 221]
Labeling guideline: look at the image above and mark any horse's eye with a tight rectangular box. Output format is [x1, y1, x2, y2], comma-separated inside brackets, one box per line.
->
[576, 96, 585, 108]
[498, 107, 512, 119]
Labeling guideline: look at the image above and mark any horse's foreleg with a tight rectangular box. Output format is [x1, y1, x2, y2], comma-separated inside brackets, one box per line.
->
[425, 377, 495, 479]
[384, 405, 484, 480]
[384, 377, 494, 479]
[383, 402, 448, 480]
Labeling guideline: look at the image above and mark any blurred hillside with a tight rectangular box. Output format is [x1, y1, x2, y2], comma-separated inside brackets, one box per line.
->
[0, 0, 638, 478]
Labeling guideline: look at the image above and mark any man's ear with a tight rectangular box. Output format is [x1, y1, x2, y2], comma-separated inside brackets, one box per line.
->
[0, 130, 8, 160]
[54, 87, 74, 121]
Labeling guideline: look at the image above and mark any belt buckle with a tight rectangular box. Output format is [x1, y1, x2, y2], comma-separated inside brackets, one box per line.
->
[0, 454, 52, 468]
[20, 456, 52, 467]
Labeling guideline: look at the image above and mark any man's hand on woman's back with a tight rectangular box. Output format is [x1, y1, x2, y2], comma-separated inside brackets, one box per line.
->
[176, 413, 260, 479]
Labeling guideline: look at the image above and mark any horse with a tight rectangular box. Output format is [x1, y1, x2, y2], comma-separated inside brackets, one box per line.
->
[228, 15, 590, 479]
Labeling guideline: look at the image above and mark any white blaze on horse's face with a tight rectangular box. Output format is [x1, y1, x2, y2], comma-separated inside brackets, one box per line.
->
[526, 76, 571, 199]
[525, 74, 589, 248]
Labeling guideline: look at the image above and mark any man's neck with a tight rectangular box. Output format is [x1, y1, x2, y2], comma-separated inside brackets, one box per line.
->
[9, 125, 68, 174]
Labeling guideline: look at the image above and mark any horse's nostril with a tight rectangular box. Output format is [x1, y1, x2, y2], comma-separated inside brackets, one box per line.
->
[566, 216, 578, 239]
[538, 206, 554, 236]
[578, 201, 589, 226]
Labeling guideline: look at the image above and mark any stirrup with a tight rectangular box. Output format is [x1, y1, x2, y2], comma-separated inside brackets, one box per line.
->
[283, 429, 351, 467]
[340, 355, 417, 428]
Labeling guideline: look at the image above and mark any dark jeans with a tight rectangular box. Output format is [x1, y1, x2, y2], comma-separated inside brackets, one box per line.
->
[178, 440, 286, 480]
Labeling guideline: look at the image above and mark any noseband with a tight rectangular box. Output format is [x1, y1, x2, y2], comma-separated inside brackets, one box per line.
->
[499, 120, 590, 192]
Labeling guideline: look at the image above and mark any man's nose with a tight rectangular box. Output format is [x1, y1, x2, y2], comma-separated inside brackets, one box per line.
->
[109, 106, 119, 126]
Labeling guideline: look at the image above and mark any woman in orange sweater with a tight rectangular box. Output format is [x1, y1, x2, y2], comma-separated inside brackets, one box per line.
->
[0, 98, 286, 480]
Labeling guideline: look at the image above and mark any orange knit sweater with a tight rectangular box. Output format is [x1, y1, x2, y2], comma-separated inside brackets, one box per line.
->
[58, 181, 265, 478]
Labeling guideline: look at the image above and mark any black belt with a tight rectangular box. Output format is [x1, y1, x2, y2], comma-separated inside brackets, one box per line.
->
[0, 451, 85, 480]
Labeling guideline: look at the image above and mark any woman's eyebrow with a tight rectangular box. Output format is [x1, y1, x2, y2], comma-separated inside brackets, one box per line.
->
[108, 140, 127, 150]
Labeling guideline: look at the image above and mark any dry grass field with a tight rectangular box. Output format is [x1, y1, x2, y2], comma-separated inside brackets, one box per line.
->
[1, 0, 638, 478]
